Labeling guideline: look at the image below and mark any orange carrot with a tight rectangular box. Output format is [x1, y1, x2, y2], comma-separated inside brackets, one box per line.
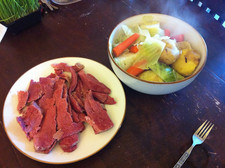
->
[126, 66, 144, 76]
[126, 59, 148, 76]
[113, 33, 140, 57]
[129, 45, 139, 53]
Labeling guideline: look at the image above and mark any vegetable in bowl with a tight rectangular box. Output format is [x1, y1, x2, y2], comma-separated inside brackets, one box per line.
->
[111, 16, 201, 83]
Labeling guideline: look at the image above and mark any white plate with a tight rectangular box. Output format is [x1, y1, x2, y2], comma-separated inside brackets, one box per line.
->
[3, 57, 126, 164]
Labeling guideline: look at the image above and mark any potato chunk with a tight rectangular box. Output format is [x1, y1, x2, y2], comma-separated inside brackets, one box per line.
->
[138, 70, 163, 82]
[176, 41, 192, 50]
[172, 49, 200, 76]
[159, 39, 180, 65]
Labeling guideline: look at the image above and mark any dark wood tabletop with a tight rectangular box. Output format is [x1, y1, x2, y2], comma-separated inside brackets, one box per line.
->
[0, 0, 225, 168]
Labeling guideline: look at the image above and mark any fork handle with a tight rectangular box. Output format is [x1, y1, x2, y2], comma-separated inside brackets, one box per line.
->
[173, 145, 195, 168]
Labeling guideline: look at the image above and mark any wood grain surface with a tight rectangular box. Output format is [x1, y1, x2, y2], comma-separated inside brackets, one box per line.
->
[0, 0, 224, 168]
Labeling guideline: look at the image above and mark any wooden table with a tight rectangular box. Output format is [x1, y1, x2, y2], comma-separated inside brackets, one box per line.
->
[0, 0, 224, 167]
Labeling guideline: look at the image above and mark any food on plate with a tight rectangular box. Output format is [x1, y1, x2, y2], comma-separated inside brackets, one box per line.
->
[111, 16, 201, 82]
[16, 62, 116, 153]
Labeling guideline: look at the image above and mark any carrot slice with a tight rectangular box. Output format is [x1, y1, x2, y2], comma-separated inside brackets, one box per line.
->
[129, 45, 139, 53]
[126, 59, 148, 76]
[126, 66, 144, 76]
[113, 33, 140, 57]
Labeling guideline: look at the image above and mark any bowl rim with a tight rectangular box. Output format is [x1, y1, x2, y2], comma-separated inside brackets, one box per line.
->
[107, 13, 208, 85]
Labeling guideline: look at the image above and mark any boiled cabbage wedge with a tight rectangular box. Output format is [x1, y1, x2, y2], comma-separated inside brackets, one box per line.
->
[149, 62, 184, 82]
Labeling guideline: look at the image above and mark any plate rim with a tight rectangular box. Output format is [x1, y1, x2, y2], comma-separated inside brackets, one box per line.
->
[2, 57, 126, 164]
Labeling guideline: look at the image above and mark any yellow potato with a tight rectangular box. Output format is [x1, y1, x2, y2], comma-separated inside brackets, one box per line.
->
[159, 39, 180, 65]
[176, 41, 192, 50]
[138, 70, 163, 82]
[172, 49, 200, 76]
[159, 48, 176, 65]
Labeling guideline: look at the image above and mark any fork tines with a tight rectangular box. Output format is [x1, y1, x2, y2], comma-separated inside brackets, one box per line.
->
[195, 120, 214, 139]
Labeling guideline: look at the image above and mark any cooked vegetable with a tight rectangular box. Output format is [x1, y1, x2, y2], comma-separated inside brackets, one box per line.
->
[113, 33, 140, 57]
[172, 49, 200, 76]
[176, 41, 192, 50]
[140, 21, 164, 37]
[132, 38, 165, 69]
[138, 70, 163, 82]
[159, 39, 180, 65]
[112, 16, 201, 83]
[149, 62, 184, 82]
[129, 45, 139, 53]
[126, 59, 147, 76]
[126, 66, 144, 76]
[114, 51, 138, 70]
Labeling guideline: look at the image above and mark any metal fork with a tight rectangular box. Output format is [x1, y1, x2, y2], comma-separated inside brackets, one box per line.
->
[173, 120, 214, 168]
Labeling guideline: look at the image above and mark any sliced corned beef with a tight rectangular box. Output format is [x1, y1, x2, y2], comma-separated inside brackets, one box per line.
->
[39, 77, 56, 98]
[70, 95, 83, 113]
[27, 80, 43, 103]
[68, 66, 77, 93]
[72, 78, 88, 106]
[38, 77, 57, 111]
[47, 73, 56, 78]
[17, 91, 28, 112]
[53, 79, 65, 99]
[52, 63, 70, 72]
[33, 98, 57, 154]
[59, 134, 79, 152]
[72, 93, 84, 108]
[16, 102, 43, 141]
[104, 95, 116, 105]
[72, 63, 84, 72]
[55, 98, 84, 138]
[52, 63, 77, 93]
[71, 109, 80, 123]
[62, 83, 68, 99]
[84, 90, 113, 134]
[78, 70, 111, 94]
[92, 91, 116, 105]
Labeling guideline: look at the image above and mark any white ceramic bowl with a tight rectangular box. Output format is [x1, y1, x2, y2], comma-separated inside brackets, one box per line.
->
[107, 13, 207, 95]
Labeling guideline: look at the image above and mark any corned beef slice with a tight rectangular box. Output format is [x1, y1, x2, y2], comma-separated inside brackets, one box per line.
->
[27, 80, 43, 102]
[16, 102, 43, 141]
[84, 90, 113, 134]
[72, 92, 84, 109]
[92, 91, 116, 105]
[51, 63, 78, 93]
[72, 78, 88, 107]
[47, 73, 56, 78]
[59, 134, 79, 152]
[104, 95, 117, 105]
[70, 95, 83, 113]
[56, 98, 84, 152]
[55, 98, 84, 139]
[33, 98, 57, 154]
[68, 66, 77, 93]
[39, 77, 56, 98]
[17, 91, 28, 111]
[78, 70, 111, 94]
[72, 63, 84, 72]
[32, 77, 58, 153]
[38, 77, 57, 111]
[54, 78, 84, 152]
